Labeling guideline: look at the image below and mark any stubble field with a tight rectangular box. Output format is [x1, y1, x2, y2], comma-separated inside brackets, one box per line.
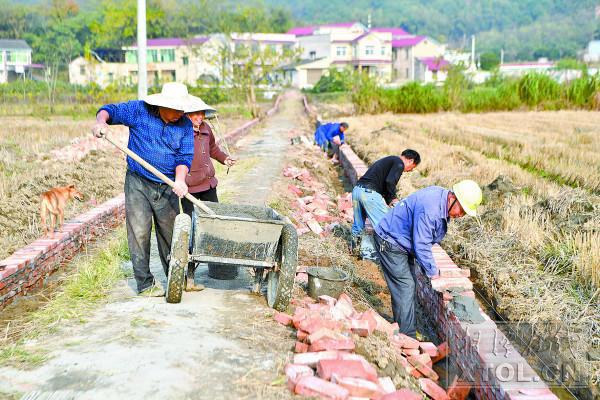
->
[344, 110, 599, 396]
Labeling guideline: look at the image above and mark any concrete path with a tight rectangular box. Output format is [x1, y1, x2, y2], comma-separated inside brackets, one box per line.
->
[0, 93, 303, 400]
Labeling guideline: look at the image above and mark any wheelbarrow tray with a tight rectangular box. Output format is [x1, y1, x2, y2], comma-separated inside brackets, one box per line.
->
[190, 202, 286, 266]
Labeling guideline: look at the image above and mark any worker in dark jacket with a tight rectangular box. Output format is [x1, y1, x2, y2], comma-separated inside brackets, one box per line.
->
[183, 95, 236, 291]
[314, 121, 348, 162]
[351, 150, 421, 239]
[375, 180, 482, 338]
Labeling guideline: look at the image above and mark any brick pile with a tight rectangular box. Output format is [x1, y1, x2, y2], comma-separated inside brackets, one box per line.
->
[283, 166, 353, 237]
[274, 293, 463, 400]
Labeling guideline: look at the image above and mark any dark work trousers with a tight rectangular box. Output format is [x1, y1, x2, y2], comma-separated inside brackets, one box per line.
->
[182, 187, 219, 280]
[125, 170, 179, 293]
[181, 187, 219, 218]
[373, 232, 417, 338]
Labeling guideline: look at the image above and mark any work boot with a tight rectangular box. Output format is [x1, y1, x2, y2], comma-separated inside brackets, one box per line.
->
[184, 263, 205, 291]
[138, 284, 165, 297]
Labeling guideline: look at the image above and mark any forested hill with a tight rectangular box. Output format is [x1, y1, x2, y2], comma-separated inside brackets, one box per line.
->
[266, 0, 598, 60]
[5, 0, 600, 62]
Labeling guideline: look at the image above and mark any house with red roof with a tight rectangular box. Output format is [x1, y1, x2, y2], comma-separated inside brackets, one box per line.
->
[284, 22, 447, 87]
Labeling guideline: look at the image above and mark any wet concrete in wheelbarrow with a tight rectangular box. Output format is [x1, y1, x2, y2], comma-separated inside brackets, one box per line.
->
[0, 93, 302, 400]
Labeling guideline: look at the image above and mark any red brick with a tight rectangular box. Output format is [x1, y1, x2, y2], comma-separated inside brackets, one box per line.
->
[332, 375, 384, 398]
[0, 265, 19, 280]
[419, 378, 449, 400]
[447, 378, 471, 400]
[402, 348, 420, 357]
[288, 184, 303, 196]
[396, 334, 420, 349]
[350, 319, 373, 337]
[294, 375, 349, 400]
[332, 294, 355, 320]
[408, 354, 438, 381]
[431, 342, 449, 364]
[337, 354, 379, 380]
[317, 359, 378, 382]
[295, 341, 309, 353]
[378, 377, 396, 394]
[297, 330, 309, 342]
[285, 363, 314, 391]
[293, 351, 341, 368]
[419, 342, 439, 358]
[299, 317, 344, 334]
[273, 312, 293, 326]
[381, 389, 423, 400]
[308, 328, 346, 344]
[359, 309, 379, 332]
[438, 267, 470, 278]
[430, 277, 473, 292]
[309, 337, 355, 352]
[319, 295, 337, 306]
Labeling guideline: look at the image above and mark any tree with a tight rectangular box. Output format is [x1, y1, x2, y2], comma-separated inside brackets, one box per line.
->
[28, 22, 81, 110]
[219, 36, 299, 117]
[89, 0, 170, 48]
[479, 52, 500, 71]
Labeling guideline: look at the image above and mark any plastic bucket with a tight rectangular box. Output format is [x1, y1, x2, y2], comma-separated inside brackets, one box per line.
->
[306, 267, 349, 300]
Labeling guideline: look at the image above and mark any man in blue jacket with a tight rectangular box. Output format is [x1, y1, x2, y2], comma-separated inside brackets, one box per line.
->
[314, 121, 348, 162]
[92, 82, 194, 297]
[374, 180, 482, 338]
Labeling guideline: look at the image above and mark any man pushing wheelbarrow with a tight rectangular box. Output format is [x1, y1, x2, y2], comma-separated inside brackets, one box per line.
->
[91, 82, 297, 311]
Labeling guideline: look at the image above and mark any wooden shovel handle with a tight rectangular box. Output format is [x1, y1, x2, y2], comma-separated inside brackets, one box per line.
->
[101, 129, 215, 215]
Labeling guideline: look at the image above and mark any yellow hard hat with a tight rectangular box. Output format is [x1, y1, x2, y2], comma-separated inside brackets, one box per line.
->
[452, 179, 482, 216]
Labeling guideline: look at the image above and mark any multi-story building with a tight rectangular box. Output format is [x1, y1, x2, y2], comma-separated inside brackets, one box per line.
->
[285, 22, 447, 88]
[0, 39, 36, 83]
[69, 33, 296, 88]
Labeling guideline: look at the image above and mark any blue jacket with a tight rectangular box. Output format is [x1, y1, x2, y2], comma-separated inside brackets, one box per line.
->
[99, 100, 194, 183]
[374, 186, 449, 277]
[314, 122, 345, 147]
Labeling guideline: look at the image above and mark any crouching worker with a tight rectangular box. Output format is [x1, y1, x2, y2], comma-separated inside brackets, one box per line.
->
[92, 82, 194, 297]
[351, 151, 421, 246]
[182, 95, 236, 291]
[374, 180, 482, 338]
[314, 121, 348, 162]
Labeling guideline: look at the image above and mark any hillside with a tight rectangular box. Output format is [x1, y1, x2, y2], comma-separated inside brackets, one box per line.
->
[5, 0, 599, 61]
[266, 0, 598, 60]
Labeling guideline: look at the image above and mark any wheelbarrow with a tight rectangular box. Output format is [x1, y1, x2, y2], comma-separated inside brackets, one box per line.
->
[101, 130, 298, 311]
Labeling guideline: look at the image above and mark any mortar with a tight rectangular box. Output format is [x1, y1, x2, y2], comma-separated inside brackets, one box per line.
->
[306, 267, 349, 300]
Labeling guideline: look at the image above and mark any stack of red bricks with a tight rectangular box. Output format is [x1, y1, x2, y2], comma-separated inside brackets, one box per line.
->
[283, 166, 353, 237]
[274, 293, 462, 400]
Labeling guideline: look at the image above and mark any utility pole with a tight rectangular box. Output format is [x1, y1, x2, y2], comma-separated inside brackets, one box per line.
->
[471, 35, 476, 69]
[137, 0, 147, 99]
[500, 48, 504, 65]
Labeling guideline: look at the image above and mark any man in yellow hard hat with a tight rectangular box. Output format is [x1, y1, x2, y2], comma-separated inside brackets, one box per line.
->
[373, 180, 482, 338]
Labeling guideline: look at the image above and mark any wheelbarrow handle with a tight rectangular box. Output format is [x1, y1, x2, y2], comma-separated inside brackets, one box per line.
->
[101, 129, 215, 215]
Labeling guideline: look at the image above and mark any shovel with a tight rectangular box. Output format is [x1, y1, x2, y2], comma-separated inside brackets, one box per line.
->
[100, 128, 215, 216]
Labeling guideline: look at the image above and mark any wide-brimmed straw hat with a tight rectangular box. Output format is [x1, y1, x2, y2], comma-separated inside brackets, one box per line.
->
[184, 95, 217, 119]
[143, 82, 190, 111]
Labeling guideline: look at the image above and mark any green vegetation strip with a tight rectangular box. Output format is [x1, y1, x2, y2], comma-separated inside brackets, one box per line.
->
[0, 227, 130, 368]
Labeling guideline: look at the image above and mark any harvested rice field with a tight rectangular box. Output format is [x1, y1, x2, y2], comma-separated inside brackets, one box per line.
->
[343, 110, 599, 398]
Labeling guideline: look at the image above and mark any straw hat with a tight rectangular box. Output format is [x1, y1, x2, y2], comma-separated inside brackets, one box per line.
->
[143, 82, 191, 111]
[184, 95, 217, 119]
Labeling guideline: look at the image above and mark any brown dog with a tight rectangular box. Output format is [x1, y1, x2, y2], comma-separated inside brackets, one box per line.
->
[40, 184, 84, 238]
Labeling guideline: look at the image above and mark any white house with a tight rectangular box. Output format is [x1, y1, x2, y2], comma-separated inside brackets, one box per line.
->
[0, 39, 38, 83]
[286, 22, 447, 88]
[583, 40, 600, 63]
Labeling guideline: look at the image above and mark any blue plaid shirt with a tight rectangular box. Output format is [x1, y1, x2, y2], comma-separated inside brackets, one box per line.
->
[375, 186, 450, 277]
[98, 100, 194, 183]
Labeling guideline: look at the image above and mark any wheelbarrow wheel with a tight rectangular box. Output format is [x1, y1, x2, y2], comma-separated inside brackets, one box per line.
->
[166, 213, 191, 304]
[267, 223, 298, 311]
